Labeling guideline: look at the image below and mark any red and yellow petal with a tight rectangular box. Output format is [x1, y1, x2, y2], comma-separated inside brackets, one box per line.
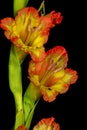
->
[50, 11, 63, 27]
[0, 18, 16, 40]
[29, 75, 40, 86]
[40, 85, 59, 102]
[64, 68, 78, 84]
[33, 117, 60, 130]
[42, 69, 78, 101]
[45, 70, 65, 87]
[52, 68, 78, 94]
[40, 81, 68, 102]
[41, 68, 78, 102]
[15, 7, 40, 42]
[47, 46, 68, 62]
[0, 18, 15, 31]
[11, 35, 46, 62]
[28, 56, 48, 77]
[28, 46, 46, 62]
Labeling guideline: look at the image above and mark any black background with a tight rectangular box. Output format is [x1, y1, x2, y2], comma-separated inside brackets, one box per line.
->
[0, 0, 83, 130]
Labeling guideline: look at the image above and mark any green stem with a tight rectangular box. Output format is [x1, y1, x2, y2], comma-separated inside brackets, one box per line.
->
[25, 99, 39, 129]
[23, 82, 41, 129]
[13, 0, 29, 16]
[9, 45, 24, 129]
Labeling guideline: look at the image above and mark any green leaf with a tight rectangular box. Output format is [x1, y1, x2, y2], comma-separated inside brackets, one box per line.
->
[23, 82, 41, 129]
[25, 99, 39, 130]
[13, 0, 29, 16]
[14, 110, 24, 130]
[9, 45, 24, 129]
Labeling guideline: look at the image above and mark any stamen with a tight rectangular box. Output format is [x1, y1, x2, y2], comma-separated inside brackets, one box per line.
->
[40, 54, 67, 85]
[38, 0, 45, 16]
[28, 19, 31, 32]
[40, 56, 59, 84]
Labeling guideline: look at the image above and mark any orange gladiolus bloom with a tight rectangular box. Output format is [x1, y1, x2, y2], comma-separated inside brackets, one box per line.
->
[33, 117, 60, 130]
[28, 46, 78, 102]
[0, 7, 63, 62]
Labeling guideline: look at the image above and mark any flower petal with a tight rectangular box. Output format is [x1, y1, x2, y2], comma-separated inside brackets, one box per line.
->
[64, 68, 78, 84]
[51, 68, 78, 95]
[50, 11, 63, 27]
[15, 7, 40, 43]
[41, 68, 78, 102]
[40, 84, 59, 102]
[28, 46, 46, 62]
[33, 117, 60, 130]
[0, 18, 16, 39]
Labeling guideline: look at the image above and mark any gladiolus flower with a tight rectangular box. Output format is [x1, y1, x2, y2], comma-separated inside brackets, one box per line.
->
[33, 117, 60, 130]
[0, 7, 63, 62]
[28, 46, 78, 102]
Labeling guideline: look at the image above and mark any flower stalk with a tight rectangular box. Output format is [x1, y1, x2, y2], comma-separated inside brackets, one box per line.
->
[13, 0, 29, 16]
[23, 82, 41, 129]
[9, 45, 24, 129]
[0, 1, 78, 130]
